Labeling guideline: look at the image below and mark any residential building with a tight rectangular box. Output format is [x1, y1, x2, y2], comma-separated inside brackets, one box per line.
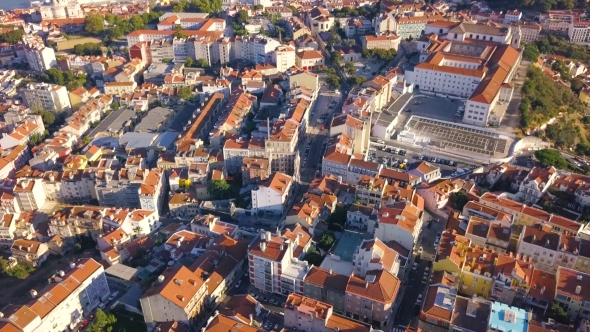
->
[284, 293, 372, 332]
[306, 7, 334, 36]
[512, 21, 542, 44]
[140, 266, 207, 330]
[373, 201, 423, 251]
[449, 297, 492, 332]
[379, 168, 421, 187]
[23, 38, 57, 72]
[465, 217, 511, 253]
[555, 267, 590, 320]
[48, 206, 105, 242]
[458, 245, 497, 298]
[289, 70, 320, 91]
[525, 268, 556, 313]
[251, 172, 293, 216]
[104, 82, 138, 96]
[242, 157, 271, 185]
[517, 224, 560, 272]
[303, 266, 349, 314]
[330, 114, 368, 155]
[274, 45, 296, 73]
[190, 214, 238, 238]
[14, 178, 46, 211]
[20, 83, 72, 113]
[95, 167, 147, 209]
[10, 239, 49, 266]
[347, 159, 381, 185]
[361, 33, 401, 51]
[416, 178, 472, 211]
[295, 50, 325, 70]
[408, 161, 441, 183]
[345, 269, 400, 327]
[517, 166, 558, 204]
[139, 168, 167, 216]
[347, 204, 376, 231]
[248, 227, 312, 295]
[490, 252, 534, 306]
[0, 259, 109, 332]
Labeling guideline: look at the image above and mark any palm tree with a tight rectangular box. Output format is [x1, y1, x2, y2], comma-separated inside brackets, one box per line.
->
[133, 226, 143, 237]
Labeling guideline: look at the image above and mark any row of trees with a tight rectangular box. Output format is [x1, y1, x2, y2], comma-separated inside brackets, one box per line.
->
[0, 29, 24, 44]
[73, 42, 103, 56]
[41, 68, 87, 91]
[331, 6, 379, 19]
[362, 48, 397, 62]
[85, 11, 163, 43]
[172, 0, 223, 14]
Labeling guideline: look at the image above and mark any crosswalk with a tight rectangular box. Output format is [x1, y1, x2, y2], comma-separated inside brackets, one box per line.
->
[390, 326, 411, 332]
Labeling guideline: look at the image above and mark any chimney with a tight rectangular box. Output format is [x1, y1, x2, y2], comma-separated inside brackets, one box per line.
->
[249, 313, 254, 325]
[58, 270, 65, 277]
[158, 275, 165, 283]
[30, 289, 37, 298]
[69, 262, 76, 269]
[576, 285, 582, 294]
[365, 281, 369, 289]
[260, 242, 267, 252]
[329, 268, 332, 275]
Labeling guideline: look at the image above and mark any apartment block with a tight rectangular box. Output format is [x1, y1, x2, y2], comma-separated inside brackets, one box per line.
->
[248, 226, 312, 295]
[0, 259, 109, 332]
[20, 83, 72, 113]
[251, 172, 293, 216]
[284, 293, 372, 332]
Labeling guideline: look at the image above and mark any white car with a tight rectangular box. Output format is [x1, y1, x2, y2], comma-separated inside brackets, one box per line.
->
[418, 246, 423, 255]
[376, 140, 385, 144]
[412, 262, 418, 270]
[416, 294, 423, 304]
[108, 291, 119, 301]
[424, 267, 430, 276]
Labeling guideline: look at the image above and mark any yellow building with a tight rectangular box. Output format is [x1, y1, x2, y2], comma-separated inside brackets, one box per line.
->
[63, 154, 87, 170]
[459, 246, 496, 298]
[433, 231, 470, 275]
[85, 145, 102, 163]
[433, 230, 497, 299]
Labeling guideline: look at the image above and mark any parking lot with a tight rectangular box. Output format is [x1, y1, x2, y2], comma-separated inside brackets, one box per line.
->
[404, 116, 510, 157]
[405, 95, 463, 122]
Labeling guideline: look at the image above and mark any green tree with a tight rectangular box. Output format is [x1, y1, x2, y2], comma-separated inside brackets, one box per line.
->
[449, 191, 469, 210]
[133, 226, 143, 236]
[344, 61, 355, 76]
[82, 136, 91, 145]
[87, 309, 117, 332]
[303, 248, 323, 266]
[85, 14, 105, 35]
[534, 149, 569, 169]
[255, 4, 264, 9]
[236, 10, 249, 25]
[576, 142, 590, 156]
[177, 86, 194, 101]
[326, 74, 341, 89]
[571, 77, 585, 94]
[318, 232, 335, 250]
[185, 56, 194, 68]
[40, 111, 55, 125]
[331, 51, 343, 67]
[548, 301, 570, 325]
[348, 76, 366, 86]
[129, 15, 145, 31]
[196, 58, 210, 68]
[551, 60, 571, 80]
[522, 43, 540, 62]
[326, 205, 348, 231]
[111, 101, 120, 110]
[0, 29, 25, 44]
[288, 5, 298, 15]
[208, 179, 231, 199]
[544, 119, 579, 149]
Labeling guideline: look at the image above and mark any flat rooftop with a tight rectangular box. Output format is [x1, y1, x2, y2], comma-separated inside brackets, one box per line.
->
[135, 107, 174, 133]
[88, 108, 138, 137]
[403, 116, 509, 157]
[333, 231, 365, 262]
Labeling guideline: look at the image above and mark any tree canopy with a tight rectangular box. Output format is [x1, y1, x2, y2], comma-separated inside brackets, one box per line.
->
[519, 66, 585, 129]
[40, 68, 87, 91]
[87, 309, 117, 332]
[522, 43, 540, 62]
[208, 179, 231, 199]
[0, 29, 25, 44]
[303, 248, 323, 266]
[73, 43, 103, 56]
[534, 149, 569, 169]
[85, 14, 105, 35]
[449, 191, 469, 210]
[172, 0, 223, 13]
[177, 86, 194, 101]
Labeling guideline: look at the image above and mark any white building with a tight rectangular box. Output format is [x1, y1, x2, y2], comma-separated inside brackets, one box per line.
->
[251, 172, 293, 216]
[407, 161, 440, 184]
[0, 258, 110, 332]
[23, 39, 57, 72]
[234, 35, 282, 64]
[139, 168, 167, 217]
[305, 6, 334, 36]
[274, 45, 296, 73]
[517, 225, 560, 273]
[20, 83, 72, 113]
[13, 178, 46, 211]
[248, 226, 311, 295]
[517, 166, 558, 204]
[373, 201, 422, 252]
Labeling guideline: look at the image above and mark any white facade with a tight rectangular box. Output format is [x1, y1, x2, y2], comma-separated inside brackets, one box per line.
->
[20, 83, 72, 113]
[274, 45, 296, 73]
[413, 66, 483, 98]
[463, 100, 492, 126]
[14, 178, 47, 211]
[251, 174, 292, 215]
[24, 44, 57, 72]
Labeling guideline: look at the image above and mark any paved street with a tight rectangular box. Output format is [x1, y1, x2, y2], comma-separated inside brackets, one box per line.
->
[395, 211, 445, 328]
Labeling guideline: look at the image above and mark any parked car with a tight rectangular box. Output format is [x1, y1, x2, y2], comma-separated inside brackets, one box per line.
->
[416, 294, 423, 304]
[412, 262, 418, 270]
[418, 246, 423, 255]
[422, 276, 428, 284]
[108, 291, 119, 301]
[424, 267, 430, 276]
